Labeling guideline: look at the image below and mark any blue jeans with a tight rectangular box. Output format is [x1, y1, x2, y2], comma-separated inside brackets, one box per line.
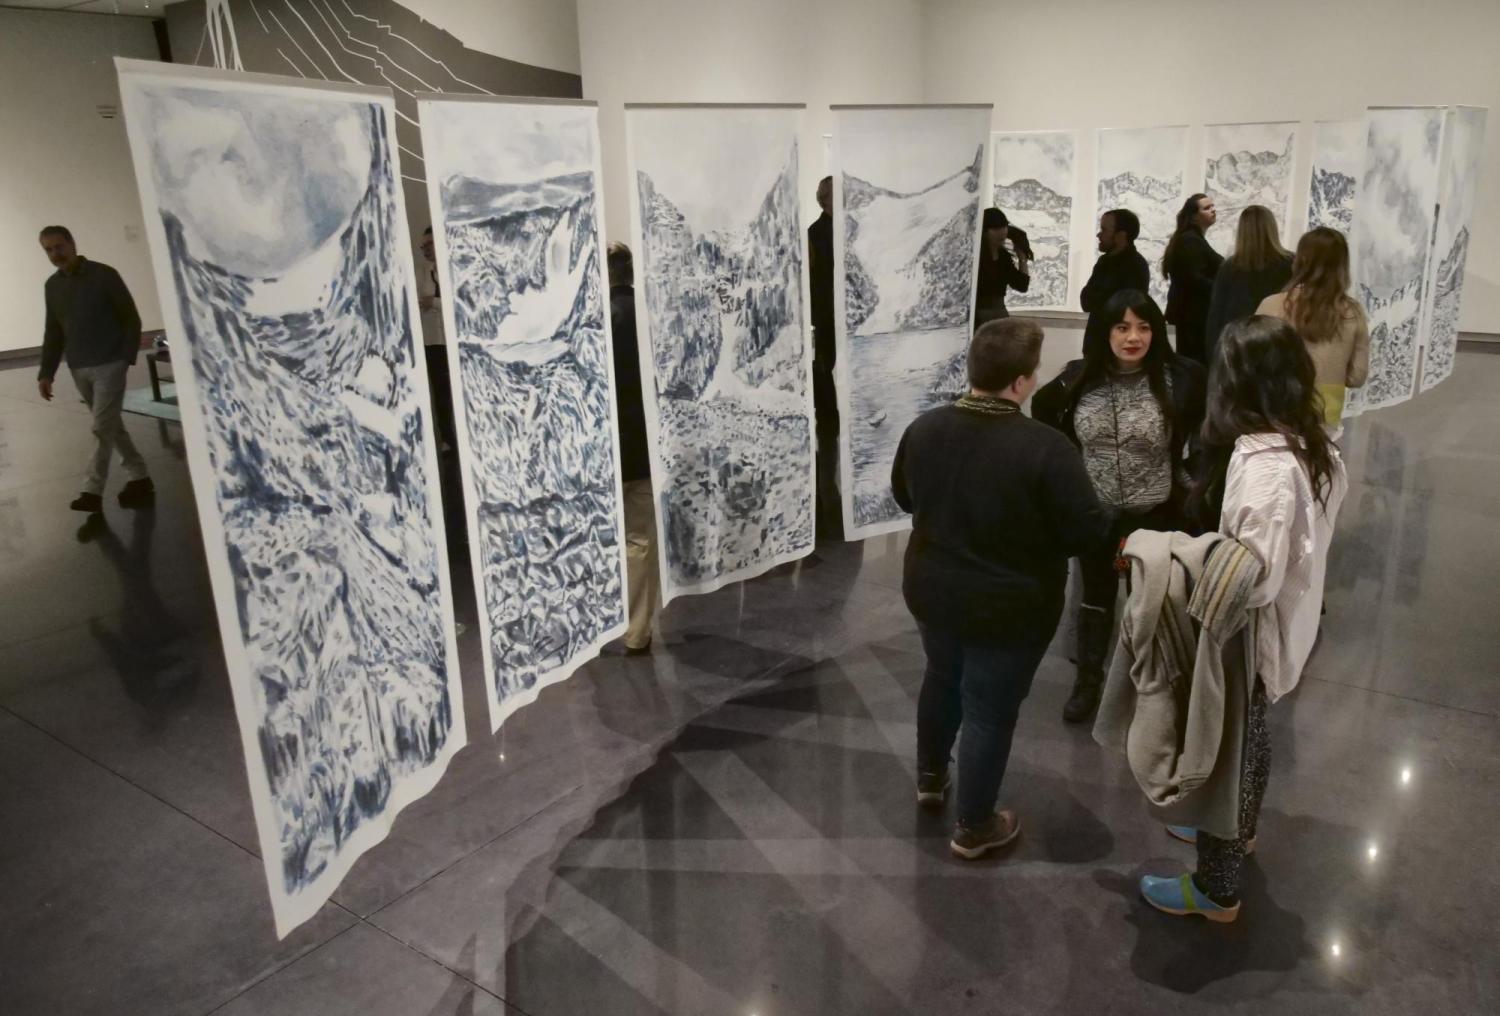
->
[916, 623, 1048, 827]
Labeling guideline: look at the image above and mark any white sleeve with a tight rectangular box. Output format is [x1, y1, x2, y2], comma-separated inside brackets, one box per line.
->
[1220, 457, 1297, 608]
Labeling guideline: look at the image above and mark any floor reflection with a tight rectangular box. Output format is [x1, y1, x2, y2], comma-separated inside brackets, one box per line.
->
[77, 507, 200, 709]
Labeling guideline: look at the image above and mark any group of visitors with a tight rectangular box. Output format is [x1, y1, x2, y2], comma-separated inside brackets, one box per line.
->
[34, 182, 1372, 923]
[895, 197, 1371, 923]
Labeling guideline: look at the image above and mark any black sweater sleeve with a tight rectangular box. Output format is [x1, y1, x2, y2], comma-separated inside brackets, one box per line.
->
[891, 428, 913, 514]
[1125, 250, 1151, 295]
[40, 283, 64, 382]
[1041, 436, 1111, 557]
[1003, 253, 1030, 294]
[1079, 258, 1105, 312]
[104, 266, 143, 365]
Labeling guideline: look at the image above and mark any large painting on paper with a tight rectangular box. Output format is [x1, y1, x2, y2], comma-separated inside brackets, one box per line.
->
[835, 105, 990, 539]
[1349, 107, 1445, 414]
[117, 61, 463, 937]
[1202, 121, 1298, 251]
[991, 130, 1076, 309]
[419, 96, 627, 730]
[1096, 125, 1187, 307]
[625, 105, 814, 602]
[1421, 106, 1488, 392]
[1307, 119, 1364, 235]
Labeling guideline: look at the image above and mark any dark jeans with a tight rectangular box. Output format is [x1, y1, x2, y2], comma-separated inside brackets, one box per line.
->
[916, 623, 1049, 827]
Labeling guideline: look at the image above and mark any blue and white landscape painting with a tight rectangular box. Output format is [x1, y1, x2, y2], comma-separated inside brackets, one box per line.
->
[992, 131, 1075, 309]
[1421, 106, 1487, 393]
[117, 62, 462, 938]
[1203, 122, 1298, 252]
[627, 106, 815, 602]
[1350, 107, 1445, 413]
[1096, 125, 1187, 308]
[419, 97, 627, 729]
[836, 105, 990, 538]
[1307, 119, 1365, 235]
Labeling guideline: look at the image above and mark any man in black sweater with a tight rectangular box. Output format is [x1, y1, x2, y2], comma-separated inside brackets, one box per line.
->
[807, 175, 842, 539]
[892, 318, 1108, 860]
[1080, 208, 1150, 354]
[606, 242, 658, 655]
[36, 225, 153, 513]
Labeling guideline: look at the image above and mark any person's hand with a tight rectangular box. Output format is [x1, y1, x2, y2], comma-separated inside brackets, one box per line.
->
[38, 378, 53, 401]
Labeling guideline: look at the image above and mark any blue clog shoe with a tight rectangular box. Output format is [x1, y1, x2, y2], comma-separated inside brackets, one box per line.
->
[1139, 873, 1240, 923]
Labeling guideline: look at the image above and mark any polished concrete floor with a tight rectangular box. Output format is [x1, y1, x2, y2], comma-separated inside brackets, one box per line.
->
[2, 343, 1498, 1016]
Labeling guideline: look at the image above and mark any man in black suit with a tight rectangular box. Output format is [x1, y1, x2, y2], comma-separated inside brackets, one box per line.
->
[807, 175, 842, 540]
[1079, 208, 1150, 354]
[606, 242, 658, 655]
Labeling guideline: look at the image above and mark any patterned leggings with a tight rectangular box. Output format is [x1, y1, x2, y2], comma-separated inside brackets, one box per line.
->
[1195, 681, 1270, 904]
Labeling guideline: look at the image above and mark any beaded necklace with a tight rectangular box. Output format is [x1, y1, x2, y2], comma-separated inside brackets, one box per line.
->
[954, 394, 1020, 417]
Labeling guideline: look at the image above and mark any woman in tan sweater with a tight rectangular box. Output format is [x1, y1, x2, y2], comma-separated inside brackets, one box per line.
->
[1256, 227, 1369, 426]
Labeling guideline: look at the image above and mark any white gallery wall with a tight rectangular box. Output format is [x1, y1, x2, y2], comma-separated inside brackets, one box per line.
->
[0, 9, 164, 353]
[577, 0, 927, 246]
[922, 0, 1500, 334]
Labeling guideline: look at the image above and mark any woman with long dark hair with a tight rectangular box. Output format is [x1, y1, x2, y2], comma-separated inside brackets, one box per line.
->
[1204, 205, 1294, 361]
[1140, 315, 1346, 923]
[973, 207, 1033, 327]
[1032, 289, 1206, 723]
[1162, 193, 1223, 364]
[1257, 226, 1370, 428]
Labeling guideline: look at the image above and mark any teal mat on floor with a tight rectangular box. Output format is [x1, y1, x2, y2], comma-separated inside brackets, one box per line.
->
[122, 383, 180, 422]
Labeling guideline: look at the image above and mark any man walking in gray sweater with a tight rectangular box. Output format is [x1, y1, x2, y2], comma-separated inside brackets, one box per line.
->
[36, 226, 153, 513]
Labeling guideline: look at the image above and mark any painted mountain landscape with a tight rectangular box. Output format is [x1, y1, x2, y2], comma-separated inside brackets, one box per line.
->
[1351, 107, 1444, 412]
[837, 106, 990, 538]
[992, 131, 1075, 308]
[1421, 107, 1487, 392]
[1096, 126, 1187, 308]
[631, 107, 813, 599]
[1308, 119, 1366, 235]
[1203, 122, 1297, 250]
[122, 72, 462, 935]
[424, 98, 627, 729]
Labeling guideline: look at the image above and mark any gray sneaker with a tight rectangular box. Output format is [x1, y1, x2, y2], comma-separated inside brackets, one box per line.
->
[950, 809, 1021, 859]
[916, 769, 951, 808]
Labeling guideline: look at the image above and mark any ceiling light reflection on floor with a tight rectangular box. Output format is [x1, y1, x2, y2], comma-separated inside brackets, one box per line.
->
[1400, 766, 1413, 786]
[1331, 941, 1343, 958]
[1367, 842, 1379, 861]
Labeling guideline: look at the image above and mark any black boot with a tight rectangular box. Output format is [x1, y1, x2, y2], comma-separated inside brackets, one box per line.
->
[1063, 605, 1112, 724]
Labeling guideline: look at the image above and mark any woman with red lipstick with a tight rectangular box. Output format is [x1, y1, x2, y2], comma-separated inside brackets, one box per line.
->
[1032, 289, 1207, 724]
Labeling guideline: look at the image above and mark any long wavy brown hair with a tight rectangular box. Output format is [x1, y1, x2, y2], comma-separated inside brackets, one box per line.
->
[1188, 315, 1338, 524]
[1282, 227, 1359, 344]
[1161, 193, 1210, 279]
[1228, 205, 1290, 272]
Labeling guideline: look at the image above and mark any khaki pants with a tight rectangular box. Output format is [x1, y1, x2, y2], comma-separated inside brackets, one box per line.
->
[622, 478, 660, 649]
[71, 361, 149, 496]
